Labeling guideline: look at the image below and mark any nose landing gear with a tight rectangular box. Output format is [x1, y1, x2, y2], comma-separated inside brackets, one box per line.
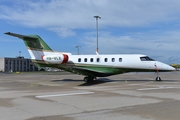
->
[154, 63, 162, 81]
[155, 76, 161, 81]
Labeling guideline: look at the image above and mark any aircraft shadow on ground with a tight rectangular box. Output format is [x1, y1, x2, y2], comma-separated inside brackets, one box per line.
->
[104, 79, 180, 82]
[51, 78, 179, 86]
[51, 79, 83, 82]
[51, 78, 113, 86]
[79, 78, 114, 86]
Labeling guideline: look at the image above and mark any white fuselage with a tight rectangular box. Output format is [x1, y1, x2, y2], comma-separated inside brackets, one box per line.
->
[68, 54, 174, 71]
[28, 50, 175, 71]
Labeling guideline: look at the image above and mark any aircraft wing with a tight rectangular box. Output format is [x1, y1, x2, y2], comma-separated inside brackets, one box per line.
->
[73, 66, 114, 77]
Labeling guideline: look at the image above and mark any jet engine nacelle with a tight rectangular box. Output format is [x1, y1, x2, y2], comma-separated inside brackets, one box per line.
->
[42, 54, 69, 64]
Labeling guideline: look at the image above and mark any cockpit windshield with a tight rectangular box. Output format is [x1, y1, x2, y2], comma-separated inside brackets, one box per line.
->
[140, 56, 154, 61]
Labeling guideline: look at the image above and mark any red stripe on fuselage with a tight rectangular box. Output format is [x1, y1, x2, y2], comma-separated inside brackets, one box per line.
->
[62, 54, 69, 63]
[41, 55, 44, 60]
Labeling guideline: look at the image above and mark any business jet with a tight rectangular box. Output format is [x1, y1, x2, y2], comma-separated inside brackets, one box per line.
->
[5, 32, 175, 83]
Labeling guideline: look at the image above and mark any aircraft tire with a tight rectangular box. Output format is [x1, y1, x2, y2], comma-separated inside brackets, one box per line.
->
[84, 77, 89, 83]
[84, 76, 94, 83]
[155, 77, 162, 81]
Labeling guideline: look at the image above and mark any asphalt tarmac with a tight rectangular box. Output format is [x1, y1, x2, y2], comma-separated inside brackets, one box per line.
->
[0, 71, 180, 120]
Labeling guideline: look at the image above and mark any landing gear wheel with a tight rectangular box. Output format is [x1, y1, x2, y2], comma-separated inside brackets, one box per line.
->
[155, 77, 162, 81]
[84, 77, 89, 83]
[83, 76, 95, 83]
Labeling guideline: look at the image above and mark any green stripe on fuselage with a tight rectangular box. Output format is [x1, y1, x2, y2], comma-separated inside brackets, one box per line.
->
[32, 60, 126, 75]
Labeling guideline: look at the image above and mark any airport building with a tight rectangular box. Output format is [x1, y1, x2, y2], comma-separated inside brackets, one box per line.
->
[0, 57, 38, 72]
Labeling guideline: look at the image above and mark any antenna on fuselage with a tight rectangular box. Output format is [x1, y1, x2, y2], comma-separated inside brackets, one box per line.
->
[96, 49, 99, 55]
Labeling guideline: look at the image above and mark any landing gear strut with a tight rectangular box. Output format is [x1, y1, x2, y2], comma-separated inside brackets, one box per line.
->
[84, 76, 96, 83]
[154, 63, 162, 81]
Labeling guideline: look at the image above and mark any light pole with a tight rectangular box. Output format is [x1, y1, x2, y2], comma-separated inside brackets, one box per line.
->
[76, 45, 81, 55]
[94, 15, 101, 53]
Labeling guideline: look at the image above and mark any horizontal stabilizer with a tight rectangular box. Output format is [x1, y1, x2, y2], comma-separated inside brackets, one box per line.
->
[4, 32, 37, 40]
[5, 32, 53, 51]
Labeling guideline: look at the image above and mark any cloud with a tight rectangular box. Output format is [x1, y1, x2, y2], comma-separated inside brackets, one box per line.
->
[1, 0, 180, 36]
[82, 30, 180, 52]
[1, 0, 180, 64]
[48, 27, 76, 37]
[79, 29, 180, 63]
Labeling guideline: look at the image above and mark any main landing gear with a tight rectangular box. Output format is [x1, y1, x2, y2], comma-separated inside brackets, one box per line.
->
[84, 76, 96, 83]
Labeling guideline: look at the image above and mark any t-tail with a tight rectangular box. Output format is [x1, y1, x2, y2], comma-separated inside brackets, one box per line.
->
[5, 32, 54, 60]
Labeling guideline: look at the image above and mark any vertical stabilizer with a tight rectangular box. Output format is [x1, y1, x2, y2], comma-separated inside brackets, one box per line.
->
[5, 32, 53, 60]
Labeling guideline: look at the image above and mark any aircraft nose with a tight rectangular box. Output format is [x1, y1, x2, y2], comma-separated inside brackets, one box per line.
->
[169, 66, 176, 71]
[160, 63, 176, 71]
[155, 62, 176, 71]
[167, 65, 176, 71]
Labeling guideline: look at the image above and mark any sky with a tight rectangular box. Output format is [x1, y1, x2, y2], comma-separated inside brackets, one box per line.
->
[0, 0, 180, 64]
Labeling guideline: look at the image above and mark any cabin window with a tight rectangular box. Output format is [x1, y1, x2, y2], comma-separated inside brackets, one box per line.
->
[84, 58, 87, 62]
[97, 58, 100, 62]
[78, 58, 81, 62]
[140, 56, 154, 61]
[104, 58, 108, 62]
[119, 58, 122, 62]
[90, 58, 93, 62]
[112, 58, 115, 62]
